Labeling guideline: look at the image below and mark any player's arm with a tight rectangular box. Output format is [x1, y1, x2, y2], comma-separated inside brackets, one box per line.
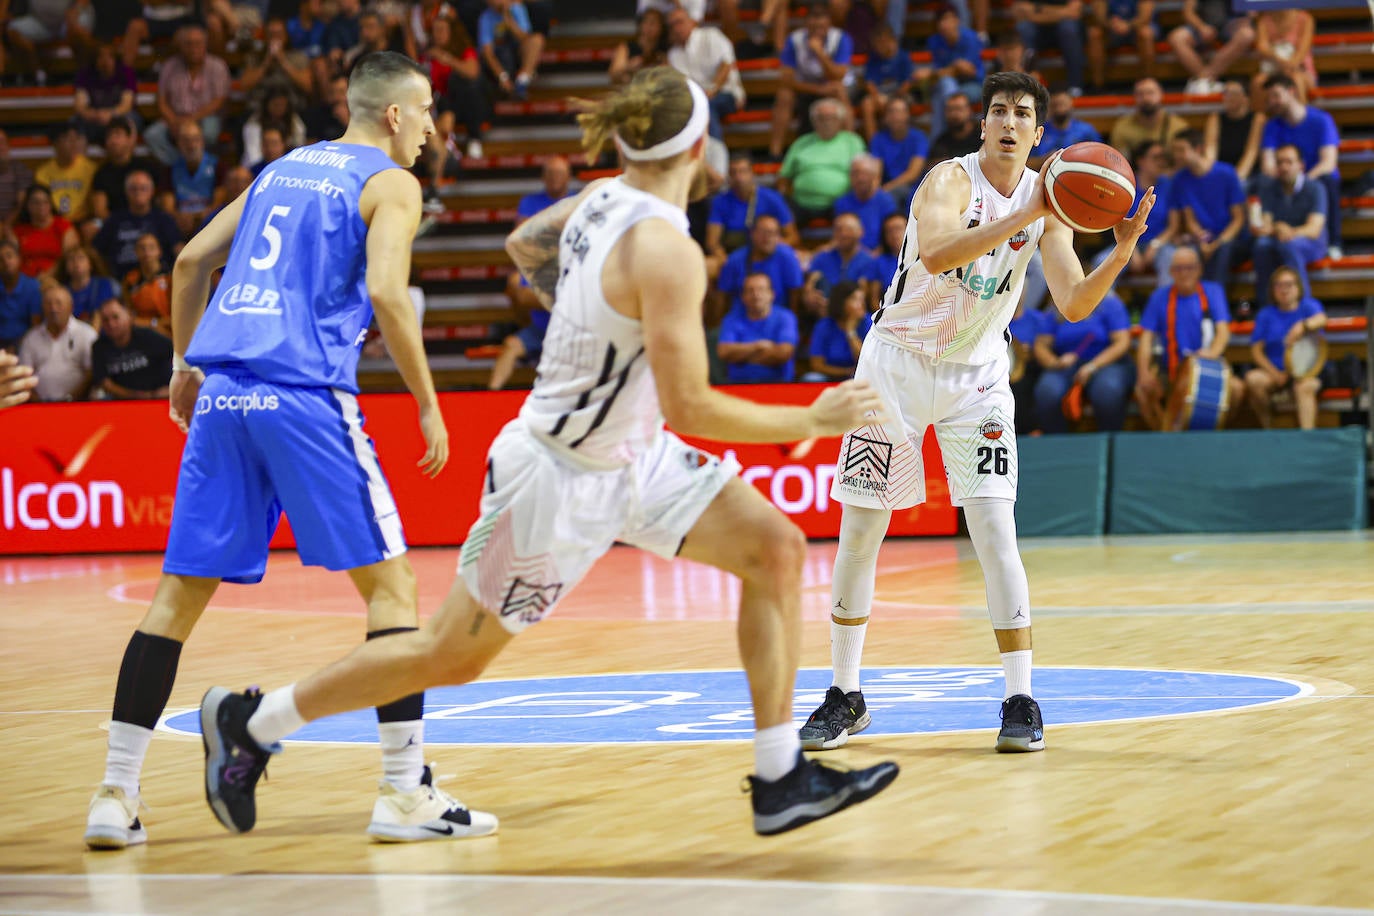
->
[504, 178, 611, 308]
[912, 161, 1043, 276]
[634, 221, 882, 442]
[362, 168, 447, 477]
[1043, 185, 1156, 321]
[170, 189, 248, 359]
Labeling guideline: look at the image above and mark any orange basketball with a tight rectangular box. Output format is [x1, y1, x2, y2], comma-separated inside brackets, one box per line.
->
[1043, 141, 1137, 233]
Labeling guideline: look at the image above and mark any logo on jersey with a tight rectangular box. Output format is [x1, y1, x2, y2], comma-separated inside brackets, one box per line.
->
[838, 434, 892, 492]
[682, 450, 711, 470]
[980, 419, 1005, 440]
[1008, 229, 1029, 251]
[948, 264, 1015, 302]
[216, 282, 283, 316]
[254, 171, 273, 195]
[500, 577, 564, 626]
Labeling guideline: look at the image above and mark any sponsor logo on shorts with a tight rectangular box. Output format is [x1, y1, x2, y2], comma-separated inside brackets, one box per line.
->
[980, 419, 1005, 440]
[838, 434, 892, 492]
[196, 393, 281, 416]
[500, 576, 563, 626]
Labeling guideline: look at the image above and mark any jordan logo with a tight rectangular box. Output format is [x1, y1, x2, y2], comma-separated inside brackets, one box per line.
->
[1012, 606, 1026, 619]
[405, 735, 418, 747]
[499, 577, 564, 623]
[834, 599, 847, 611]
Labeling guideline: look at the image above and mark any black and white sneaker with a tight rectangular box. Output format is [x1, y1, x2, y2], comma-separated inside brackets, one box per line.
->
[798, 686, 870, 750]
[368, 764, 499, 842]
[996, 694, 1045, 752]
[200, 686, 279, 833]
[747, 754, 899, 836]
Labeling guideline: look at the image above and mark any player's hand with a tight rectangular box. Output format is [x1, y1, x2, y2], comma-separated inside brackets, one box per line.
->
[417, 403, 449, 477]
[168, 367, 204, 433]
[0, 351, 37, 410]
[1027, 150, 1062, 222]
[807, 379, 888, 437]
[1112, 186, 1155, 247]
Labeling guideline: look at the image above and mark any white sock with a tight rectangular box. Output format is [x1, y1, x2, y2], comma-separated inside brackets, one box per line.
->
[754, 723, 801, 782]
[831, 621, 869, 694]
[1002, 649, 1032, 698]
[378, 720, 424, 792]
[103, 721, 154, 800]
[247, 685, 306, 748]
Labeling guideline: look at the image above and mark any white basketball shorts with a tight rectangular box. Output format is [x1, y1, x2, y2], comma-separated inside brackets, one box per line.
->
[830, 336, 1018, 510]
[459, 418, 740, 633]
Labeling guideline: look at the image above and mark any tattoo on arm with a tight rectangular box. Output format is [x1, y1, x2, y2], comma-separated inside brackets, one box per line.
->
[469, 609, 486, 636]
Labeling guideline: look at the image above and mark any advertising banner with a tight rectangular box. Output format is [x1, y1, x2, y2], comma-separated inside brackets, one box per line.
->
[0, 384, 954, 555]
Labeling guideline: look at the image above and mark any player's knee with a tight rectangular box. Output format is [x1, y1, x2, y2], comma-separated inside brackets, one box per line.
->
[748, 517, 807, 587]
[425, 640, 488, 686]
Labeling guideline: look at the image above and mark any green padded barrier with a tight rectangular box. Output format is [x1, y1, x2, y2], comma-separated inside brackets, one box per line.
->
[1015, 434, 1111, 537]
[1108, 427, 1368, 534]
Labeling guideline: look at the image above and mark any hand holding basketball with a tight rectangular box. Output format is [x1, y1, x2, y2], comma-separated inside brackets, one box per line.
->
[1042, 142, 1137, 233]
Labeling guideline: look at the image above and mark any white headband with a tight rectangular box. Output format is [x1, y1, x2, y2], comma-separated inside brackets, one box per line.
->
[616, 79, 709, 162]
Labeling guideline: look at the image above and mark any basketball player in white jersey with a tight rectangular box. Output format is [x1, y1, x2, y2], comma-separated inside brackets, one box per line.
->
[798, 71, 1157, 753]
[198, 67, 900, 838]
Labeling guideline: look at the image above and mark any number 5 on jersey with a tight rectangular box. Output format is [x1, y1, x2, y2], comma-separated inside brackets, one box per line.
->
[250, 206, 292, 271]
[217, 205, 289, 317]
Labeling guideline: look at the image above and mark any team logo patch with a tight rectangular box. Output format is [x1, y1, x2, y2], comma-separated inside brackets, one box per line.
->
[1008, 229, 1029, 251]
[500, 577, 563, 626]
[980, 419, 1005, 440]
[683, 450, 711, 470]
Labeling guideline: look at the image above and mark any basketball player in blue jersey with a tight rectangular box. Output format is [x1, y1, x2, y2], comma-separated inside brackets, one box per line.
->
[199, 67, 899, 839]
[83, 53, 497, 849]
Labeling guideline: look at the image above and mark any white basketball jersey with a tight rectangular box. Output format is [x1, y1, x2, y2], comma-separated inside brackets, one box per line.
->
[519, 178, 687, 470]
[872, 152, 1044, 365]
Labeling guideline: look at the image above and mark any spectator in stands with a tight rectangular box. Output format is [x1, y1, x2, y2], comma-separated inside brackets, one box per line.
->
[89, 119, 163, 224]
[803, 213, 876, 325]
[924, 6, 986, 141]
[407, 0, 458, 54]
[1251, 7, 1314, 106]
[141, 1, 223, 47]
[1169, 128, 1247, 285]
[1167, 0, 1254, 96]
[705, 151, 799, 273]
[1260, 74, 1342, 261]
[17, 284, 97, 402]
[287, 0, 327, 57]
[144, 25, 231, 166]
[478, 0, 544, 101]
[240, 17, 314, 111]
[35, 122, 98, 225]
[833, 155, 896, 250]
[242, 89, 307, 171]
[716, 215, 806, 315]
[1134, 245, 1239, 431]
[865, 211, 906, 306]
[1109, 78, 1188, 156]
[665, 7, 745, 141]
[1086, 0, 1156, 91]
[921, 91, 980, 179]
[251, 127, 289, 178]
[829, 0, 883, 55]
[488, 271, 547, 390]
[124, 233, 172, 336]
[90, 296, 173, 400]
[517, 157, 574, 222]
[426, 16, 488, 164]
[777, 98, 866, 219]
[1244, 266, 1326, 429]
[1011, 0, 1085, 96]
[0, 239, 41, 352]
[1029, 85, 1101, 169]
[1205, 81, 1264, 187]
[1032, 291, 1134, 433]
[769, 7, 854, 161]
[322, 0, 363, 79]
[717, 272, 799, 383]
[342, 11, 393, 72]
[4, 0, 95, 86]
[10, 185, 77, 278]
[1092, 139, 1177, 284]
[55, 244, 118, 326]
[803, 280, 870, 381]
[0, 130, 35, 224]
[205, 165, 254, 227]
[168, 121, 218, 237]
[610, 9, 667, 86]
[1252, 143, 1327, 308]
[74, 44, 140, 142]
[305, 73, 351, 143]
[870, 96, 927, 209]
[854, 23, 915, 139]
[88, 0, 146, 69]
[94, 169, 180, 278]
[988, 29, 1035, 80]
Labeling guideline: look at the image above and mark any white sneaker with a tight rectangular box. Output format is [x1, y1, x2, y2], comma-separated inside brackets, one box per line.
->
[367, 765, 498, 842]
[1185, 77, 1222, 95]
[465, 139, 484, 160]
[1327, 245, 1344, 261]
[85, 786, 147, 850]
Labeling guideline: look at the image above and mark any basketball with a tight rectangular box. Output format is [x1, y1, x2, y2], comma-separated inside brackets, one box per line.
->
[1043, 141, 1137, 233]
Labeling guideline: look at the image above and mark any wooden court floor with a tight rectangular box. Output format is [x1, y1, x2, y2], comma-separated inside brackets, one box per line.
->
[2, 532, 1373, 915]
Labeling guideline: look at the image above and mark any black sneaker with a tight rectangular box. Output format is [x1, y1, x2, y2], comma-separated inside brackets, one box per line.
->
[798, 686, 870, 750]
[747, 754, 898, 836]
[996, 694, 1045, 753]
[200, 686, 280, 833]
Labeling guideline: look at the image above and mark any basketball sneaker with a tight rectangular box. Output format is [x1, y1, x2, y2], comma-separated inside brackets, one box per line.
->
[798, 686, 870, 750]
[368, 765, 499, 842]
[84, 786, 147, 850]
[200, 686, 280, 834]
[747, 754, 899, 836]
[996, 694, 1045, 752]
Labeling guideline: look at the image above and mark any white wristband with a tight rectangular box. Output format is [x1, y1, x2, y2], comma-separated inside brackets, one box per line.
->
[173, 353, 194, 373]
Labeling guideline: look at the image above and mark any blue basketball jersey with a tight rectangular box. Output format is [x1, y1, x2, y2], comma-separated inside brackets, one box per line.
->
[186, 142, 399, 392]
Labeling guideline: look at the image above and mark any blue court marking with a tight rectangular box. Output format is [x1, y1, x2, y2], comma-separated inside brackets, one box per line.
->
[161, 667, 1309, 746]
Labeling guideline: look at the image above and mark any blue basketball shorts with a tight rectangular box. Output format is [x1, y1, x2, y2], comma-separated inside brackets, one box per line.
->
[162, 371, 406, 584]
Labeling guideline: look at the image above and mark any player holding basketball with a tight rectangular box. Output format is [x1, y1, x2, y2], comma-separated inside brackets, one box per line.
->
[799, 72, 1156, 753]
[83, 53, 478, 849]
[198, 67, 899, 839]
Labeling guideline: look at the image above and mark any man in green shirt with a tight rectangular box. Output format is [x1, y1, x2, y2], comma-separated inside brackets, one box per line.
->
[777, 98, 866, 218]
